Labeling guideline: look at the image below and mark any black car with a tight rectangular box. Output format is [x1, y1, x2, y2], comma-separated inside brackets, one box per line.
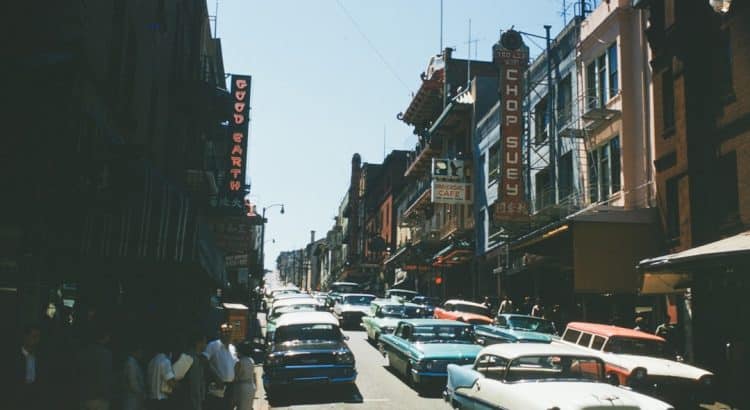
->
[262, 311, 356, 396]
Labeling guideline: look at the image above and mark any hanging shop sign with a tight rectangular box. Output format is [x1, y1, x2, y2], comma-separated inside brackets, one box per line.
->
[493, 30, 529, 221]
[432, 159, 465, 180]
[431, 181, 472, 204]
[221, 75, 252, 208]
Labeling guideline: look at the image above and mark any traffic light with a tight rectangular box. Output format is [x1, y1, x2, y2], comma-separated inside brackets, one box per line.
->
[435, 276, 443, 285]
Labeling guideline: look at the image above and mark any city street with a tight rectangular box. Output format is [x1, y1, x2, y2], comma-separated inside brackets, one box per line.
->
[253, 323, 445, 410]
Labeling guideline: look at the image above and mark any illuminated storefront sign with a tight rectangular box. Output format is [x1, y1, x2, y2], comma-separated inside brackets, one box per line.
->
[494, 30, 529, 221]
[224, 75, 251, 208]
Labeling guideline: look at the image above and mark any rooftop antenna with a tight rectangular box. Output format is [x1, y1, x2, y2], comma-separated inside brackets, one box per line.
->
[440, 0, 444, 52]
[561, 0, 568, 25]
[209, 0, 219, 37]
[383, 125, 387, 160]
[467, 19, 471, 86]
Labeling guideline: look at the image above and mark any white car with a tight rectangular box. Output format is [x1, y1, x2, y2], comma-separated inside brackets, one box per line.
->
[332, 293, 376, 329]
[556, 322, 714, 407]
[262, 286, 300, 311]
[444, 343, 674, 410]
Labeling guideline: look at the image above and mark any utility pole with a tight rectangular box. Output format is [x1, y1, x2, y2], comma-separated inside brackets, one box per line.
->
[545, 25, 558, 204]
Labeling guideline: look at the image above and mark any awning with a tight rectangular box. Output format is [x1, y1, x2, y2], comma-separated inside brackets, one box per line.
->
[433, 240, 473, 267]
[638, 230, 750, 294]
[384, 246, 409, 265]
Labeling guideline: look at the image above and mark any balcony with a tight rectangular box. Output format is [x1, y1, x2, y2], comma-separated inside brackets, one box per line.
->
[530, 188, 585, 230]
[581, 95, 621, 133]
[404, 136, 441, 178]
[401, 177, 432, 220]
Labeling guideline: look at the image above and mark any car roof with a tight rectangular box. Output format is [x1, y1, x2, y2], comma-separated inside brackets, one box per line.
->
[397, 318, 470, 326]
[566, 322, 665, 342]
[480, 342, 600, 359]
[499, 313, 551, 321]
[331, 282, 360, 286]
[387, 289, 418, 294]
[273, 293, 311, 300]
[371, 299, 421, 307]
[275, 312, 339, 328]
[270, 298, 320, 309]
[339, 293, 376, 298]
[444, 299, 487, 309]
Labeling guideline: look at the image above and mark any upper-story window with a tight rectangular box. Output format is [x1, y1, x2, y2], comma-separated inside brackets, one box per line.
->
[488, 143, 501, 181]
[586, 42, 619, 110]
[588, 136, 621, 203]
[557, 75, 573, 126]
[534, 96, 549, 144]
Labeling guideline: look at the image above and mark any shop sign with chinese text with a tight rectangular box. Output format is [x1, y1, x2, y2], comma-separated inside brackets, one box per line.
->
[493, 30, 529, 222]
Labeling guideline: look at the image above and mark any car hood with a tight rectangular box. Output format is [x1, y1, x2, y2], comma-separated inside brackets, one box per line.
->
[271, 340, 348, 354]
[604, 353, 712, 380]
[503, 381, 672, 409]
[414, 343, 481, 360]
[372, 318, 401, 328]
[338, 305, 370, 314]
[454, 312, 493, 324]
[475, 325, 552, 343]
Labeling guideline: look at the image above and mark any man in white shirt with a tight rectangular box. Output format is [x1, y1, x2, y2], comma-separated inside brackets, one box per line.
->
[146, 351, 176, 410]
[203, 323, 238, 410]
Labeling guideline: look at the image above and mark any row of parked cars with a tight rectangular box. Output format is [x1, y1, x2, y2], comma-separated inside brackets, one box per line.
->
[260, 284, 714, 409]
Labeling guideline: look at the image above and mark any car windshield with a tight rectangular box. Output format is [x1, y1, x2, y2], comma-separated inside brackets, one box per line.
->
[330, 284, 360, 293]
[270, 304, 319, 319]
[344, 295, 375, 305]
[454, 303, 490, 316]
[381, 305, 427, 318]
[387, 291, 417, 301]
[505, 355, 604, 382]
[508, 316, 556, 334]
[275, 323, 342, 343]
[412, 325, 474, 344]
[412, 297, 438, 306]
[603, 337, 671, 358]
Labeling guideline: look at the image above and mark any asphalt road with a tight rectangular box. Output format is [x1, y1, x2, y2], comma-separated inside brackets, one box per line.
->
[253, 325, 447, 410]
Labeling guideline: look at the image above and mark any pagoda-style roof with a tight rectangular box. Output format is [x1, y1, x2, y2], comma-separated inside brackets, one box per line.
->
[400, 70, 444, 130]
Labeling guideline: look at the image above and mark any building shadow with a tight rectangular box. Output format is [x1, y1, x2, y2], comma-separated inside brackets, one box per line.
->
[266, 383, 364, 407]
[382, 365, 444, 398]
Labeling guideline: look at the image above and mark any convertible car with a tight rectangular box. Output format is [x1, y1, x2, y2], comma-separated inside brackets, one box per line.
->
[433, 299, 492, 324]
[379, 319, 482, 390]
[361, 299, 429, 343]
[444, 343, 674, 409]
[558, 322, 714, 407]
[263, 311, 356, 396]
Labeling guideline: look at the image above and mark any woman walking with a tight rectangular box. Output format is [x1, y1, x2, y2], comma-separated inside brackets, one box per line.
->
[232, 342, 256, 410]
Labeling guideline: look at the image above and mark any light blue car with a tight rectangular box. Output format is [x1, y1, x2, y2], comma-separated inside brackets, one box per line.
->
[473, 314, 556, 346]
[379, 319, 482, 391]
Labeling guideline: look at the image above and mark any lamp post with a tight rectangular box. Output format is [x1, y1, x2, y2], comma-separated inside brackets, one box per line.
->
[260, 203, 284, 279]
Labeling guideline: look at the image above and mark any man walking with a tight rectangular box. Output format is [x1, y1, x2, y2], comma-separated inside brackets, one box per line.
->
[203, 324, 238, 410]
[6, 324, 43, 410]
[498, 295, 514, 314]
[76, 325, 114, 410]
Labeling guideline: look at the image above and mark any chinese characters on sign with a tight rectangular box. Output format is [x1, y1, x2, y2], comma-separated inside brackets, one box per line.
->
[493, 30, 529, 222]
[223, 75, 251, 208]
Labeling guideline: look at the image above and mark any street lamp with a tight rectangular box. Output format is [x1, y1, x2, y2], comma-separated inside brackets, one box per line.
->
[260, 203, 285, 279]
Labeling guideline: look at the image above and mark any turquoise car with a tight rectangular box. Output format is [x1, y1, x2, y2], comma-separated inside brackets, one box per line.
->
[361, 300, 430, 343]
[379, 319, 481, 390]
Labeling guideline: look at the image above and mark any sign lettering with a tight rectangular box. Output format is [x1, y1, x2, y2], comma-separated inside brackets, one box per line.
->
[222, 75, 252, 206]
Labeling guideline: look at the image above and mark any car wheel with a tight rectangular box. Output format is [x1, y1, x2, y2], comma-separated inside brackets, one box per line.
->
[386, 352, 394, 368]
[405, 363, 420, 391]
[373, 331, 380, 343]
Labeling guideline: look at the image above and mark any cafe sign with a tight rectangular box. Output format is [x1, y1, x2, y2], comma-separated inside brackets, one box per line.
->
[431, 181, 472, 204]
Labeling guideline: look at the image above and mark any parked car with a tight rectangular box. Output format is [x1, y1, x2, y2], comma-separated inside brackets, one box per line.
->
[332, 293, 377, 329]
[433, 299, 493, 324]
[328, 281, 362, 294]
[267, 292, 313, 312]
[379, 319, 482, 391]
[384, 289, 418, 302]
[265, 298, 325, 342]
[361, 300, 430, 343]
[444, 343, 674, 409]
[473, 314, 557, 345]
[262, 286, 300, 311]
[262, 311, 356, 396]
[411, 295, 440, 317]
[557, 322, 714, 407]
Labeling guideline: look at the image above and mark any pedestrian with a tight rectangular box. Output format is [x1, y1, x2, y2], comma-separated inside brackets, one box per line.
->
[4, 324, 43, 410]
[531, 298, 543, 318]
[549, 304, 563, 334]
[172, 332, 207, 410]
[482, 296, 493, 315]
[121, 340, 145, 410]
[233, 341, 257, 410]
[498, 295, 514, 314]
[521, 296, 533, 315]
[633, 316, 647, 332]
[203, 323, 238, 410]
[76, 324, 114, 410]
[145, 345, 176, 410]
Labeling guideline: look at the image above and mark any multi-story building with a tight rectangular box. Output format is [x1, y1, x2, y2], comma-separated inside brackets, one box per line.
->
[389, 49, 497, 299]
[635, 1, 749, 406]
[2, 0, 243, 343]
[483, 1, 661, 324]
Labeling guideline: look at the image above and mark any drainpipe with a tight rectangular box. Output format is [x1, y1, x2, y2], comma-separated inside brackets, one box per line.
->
[545, 25, 558, 204]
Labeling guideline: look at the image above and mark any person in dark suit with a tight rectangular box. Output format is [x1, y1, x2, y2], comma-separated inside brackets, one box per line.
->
[6, 324, 43, 410]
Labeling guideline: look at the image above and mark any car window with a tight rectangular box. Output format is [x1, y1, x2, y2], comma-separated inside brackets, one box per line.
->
[578, 333, 593, 348]
[275, 324, 341, 343]
[475, 354, 509, 381]
[395, 323, 406, 338]
[507, 316, 556, 334]
[344, 295, 375, 305]
[591, 336, 606, 350]
[603, 337, 670, 358]
[454, 303, 490, 316]
[562, 329, 581, 343]
[411, 325, 474, 344]
[496, 316, 508, 327]
[443, 303, 454, 311]
[506, 355, 604, 382]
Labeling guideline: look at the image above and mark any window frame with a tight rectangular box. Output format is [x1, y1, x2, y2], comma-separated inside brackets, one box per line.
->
[585, 41, 620, 109]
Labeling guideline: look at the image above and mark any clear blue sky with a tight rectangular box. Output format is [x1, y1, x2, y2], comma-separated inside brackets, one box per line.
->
[215, 0, 564, 269]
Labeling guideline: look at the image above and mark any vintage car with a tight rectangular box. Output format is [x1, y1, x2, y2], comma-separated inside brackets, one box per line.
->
[266, 292, 313, 312]
[384, 289, 419, 302]
[265, 298, 324, 342]
[328, 281, 362, 294]
[474, 314, 557, 346]
[361, 300, 430, 343]
[433, 299, 493, 324]
[262, 286, 300, 311]
[411, 295, 440, 317]
[262, 311, 356, 396]
[379, 319, 482, 390]
[558, 322, 714, 407]
[444, 343, 674, 410]
[332, 293, 377, 329]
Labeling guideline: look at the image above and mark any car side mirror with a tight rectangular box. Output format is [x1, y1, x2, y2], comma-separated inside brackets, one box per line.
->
[605, 373, 619, 386]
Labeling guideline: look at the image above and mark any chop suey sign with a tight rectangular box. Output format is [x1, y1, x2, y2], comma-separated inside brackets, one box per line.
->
[494, 30, 529, 221]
